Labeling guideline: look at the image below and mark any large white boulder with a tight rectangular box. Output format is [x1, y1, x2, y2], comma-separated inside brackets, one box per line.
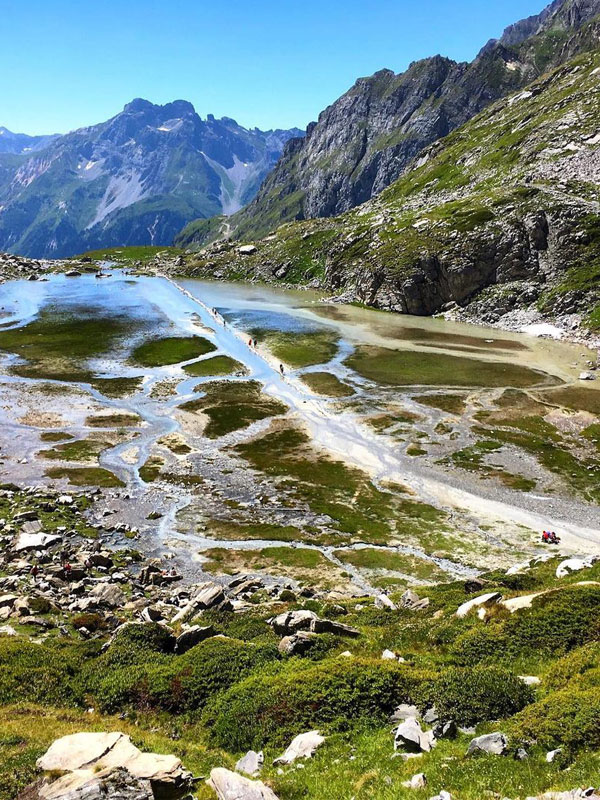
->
[556, 556, 598, 579]
[37, 732, 192, 797]
[208, 767, 279, 799]
[273, 731, 325, 765]
[456, 592, 502, 618]
[235, 750, 264, 777]
[467, 732, 508, 756]
[39, 766, 153, 799]
[394, 717, 434, 753]
[14, 532, 61, 552]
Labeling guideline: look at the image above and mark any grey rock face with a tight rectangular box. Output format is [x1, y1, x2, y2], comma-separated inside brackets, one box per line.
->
[270, 610, 359, 637]
[235, 750, 264, 777]
[277, 631, 317, 655]
[33, 732, 193, 799]
[273, 731, 325, 765]
[18, 767, 154, 799]
[190, 0, 600, 249]
[394, 718, 435, 753]
[174, 624, 215, 654]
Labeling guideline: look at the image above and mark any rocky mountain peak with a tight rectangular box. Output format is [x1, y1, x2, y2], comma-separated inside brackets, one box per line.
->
[184, 0, 600, 246]
[0, 101, 302, 257]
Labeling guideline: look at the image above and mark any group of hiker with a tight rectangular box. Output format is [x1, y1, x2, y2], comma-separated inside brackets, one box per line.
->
[208, 305, 286, 377]
[542, 530, 561, 545]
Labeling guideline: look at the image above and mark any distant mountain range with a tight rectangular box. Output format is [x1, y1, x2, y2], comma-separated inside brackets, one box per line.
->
[0, 127, 59, 155]
[0, 101, 301, 258]
[177, 0, 600, 247]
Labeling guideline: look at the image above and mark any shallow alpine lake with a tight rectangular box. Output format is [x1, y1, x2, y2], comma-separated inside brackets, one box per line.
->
[1, 270, 599, 592]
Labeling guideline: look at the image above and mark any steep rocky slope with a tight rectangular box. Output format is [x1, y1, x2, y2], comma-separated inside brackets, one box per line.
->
[178, 41, 600, 331]
[177, 0, 600, 248]
[0, 101, 301, 258]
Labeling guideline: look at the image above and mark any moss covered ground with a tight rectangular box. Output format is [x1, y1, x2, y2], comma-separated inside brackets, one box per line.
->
[183, 355, 244, 377]
[182, 380, 288, 438]
[132, 336, 216, 367]
[345, 346, 559, 389]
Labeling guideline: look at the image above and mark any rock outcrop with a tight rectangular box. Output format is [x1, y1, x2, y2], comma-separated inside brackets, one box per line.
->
[30, 732, 193, 799]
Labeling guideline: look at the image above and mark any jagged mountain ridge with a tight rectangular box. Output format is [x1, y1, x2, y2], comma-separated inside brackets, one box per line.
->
[178, 25, 600, 331]
[0, 127, 59, 155]
[177, 0, 600, 247]
[0, 100, 301, 258]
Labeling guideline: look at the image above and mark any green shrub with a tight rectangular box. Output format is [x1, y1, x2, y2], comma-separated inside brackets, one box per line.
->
[198, 611, 273, 642]
[429, 666, 534, 726]
[279, 590, 297, 602]
[452, 623, 509, 664]
[551, 642, 600, 689]
[100, 622, 175, 666]
[512, 686, 600, 755]
[453, 587, 600, 664]
[204, 658, 434, 750]
[72, 613, 108, 633]
[91, 637, 278, 715]
[0, 640, 82, 706]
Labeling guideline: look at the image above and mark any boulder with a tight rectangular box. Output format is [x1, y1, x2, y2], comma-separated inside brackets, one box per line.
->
[208, 768, 278, 800]
[172, 583, 230, 623]
[402, 773, 427, 789]
[37, 732, 192, 798]
[394, 718, 434, 753]
[174, 625, 215, 654]
[400, 589, 430, 611]
[273, 731, 325, 765]
[310, 617, 360, 637]
[375, 594, 397, 610]
[238, 245, 258, 255]
[89, 583, 126, 609]
[14, 532, 61, 552]
[467, 732, 508, 756]
[0, 594, 18, 610]
[455, 592, 502, 618]
[235, 750, 264, 777]
[30, 766, 154, 799]
[556, 556, 598, 579]
[390, 703, 420, 723]
[270, 610, 318, 635]
[278, 632, 317, 656]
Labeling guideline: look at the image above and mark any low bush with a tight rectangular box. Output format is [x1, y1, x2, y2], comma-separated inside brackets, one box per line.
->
[428, 666, 534, 726]
[90, 637, 279, 715]
[204, 657, 434, 750]
[551, 642, 600, 688]
[71, 613, 108, 633]
[512, 686, 600, 755]
[453, 586, 600, 664]
[0, 640, 82, 706]
[100, 622, 175, 666]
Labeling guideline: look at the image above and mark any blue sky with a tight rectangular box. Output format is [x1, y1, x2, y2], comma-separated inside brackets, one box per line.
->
[3, 0, 547, 134]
